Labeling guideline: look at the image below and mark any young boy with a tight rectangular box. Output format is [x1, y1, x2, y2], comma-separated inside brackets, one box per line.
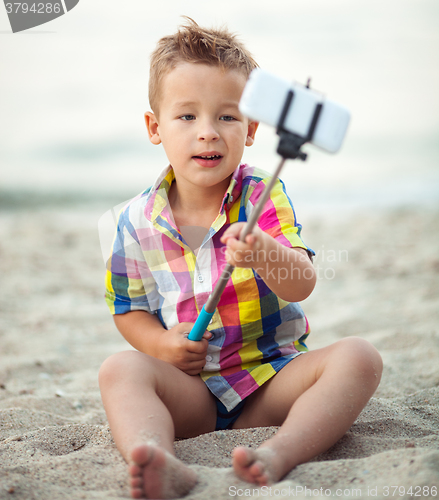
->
[100, 18, 382, 499]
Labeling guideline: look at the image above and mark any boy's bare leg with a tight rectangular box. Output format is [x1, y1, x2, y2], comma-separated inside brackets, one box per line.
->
[99, 351, 217, 499]
[231, 336, 383, 485]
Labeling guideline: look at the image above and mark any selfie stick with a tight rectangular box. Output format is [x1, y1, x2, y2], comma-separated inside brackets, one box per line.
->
[188, 89, 322, 341]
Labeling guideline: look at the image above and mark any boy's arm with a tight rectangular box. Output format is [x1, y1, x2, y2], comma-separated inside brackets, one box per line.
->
[113, 310, 167, 355]
[255, 233, 316, 302]
[221, 224, 316, 303]
[113, 310, 211, 375]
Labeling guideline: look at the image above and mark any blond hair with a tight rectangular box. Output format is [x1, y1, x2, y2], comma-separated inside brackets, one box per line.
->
[148, 17, 258, 115]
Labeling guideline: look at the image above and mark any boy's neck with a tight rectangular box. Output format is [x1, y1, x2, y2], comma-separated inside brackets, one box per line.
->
[168, 176, 231, 227]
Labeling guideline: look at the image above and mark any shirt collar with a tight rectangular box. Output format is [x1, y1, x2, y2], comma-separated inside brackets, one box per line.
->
[144, 165, 175, 222]
[220, 164, 244, 213]
[144, 163, 246, 222]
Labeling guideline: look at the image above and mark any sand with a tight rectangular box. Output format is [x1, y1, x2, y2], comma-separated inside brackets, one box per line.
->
[1, 202, 438, 499]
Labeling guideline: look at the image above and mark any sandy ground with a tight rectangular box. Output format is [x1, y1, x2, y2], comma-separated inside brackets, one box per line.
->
[1, 202, 438, 499]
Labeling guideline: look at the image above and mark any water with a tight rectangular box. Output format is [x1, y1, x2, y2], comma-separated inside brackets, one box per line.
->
[1, 0, 438, 214]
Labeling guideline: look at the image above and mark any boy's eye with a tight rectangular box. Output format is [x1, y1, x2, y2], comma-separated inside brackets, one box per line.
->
[180, 114, 195, 121]
[220, 115, 236, 122]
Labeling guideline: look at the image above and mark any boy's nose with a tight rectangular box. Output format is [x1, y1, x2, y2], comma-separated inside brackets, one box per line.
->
[197, 121, 220, 142]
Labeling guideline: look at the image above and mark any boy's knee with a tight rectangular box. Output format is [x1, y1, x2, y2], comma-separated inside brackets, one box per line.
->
[338, 336, 383, 382]
[98, 350, 151, 388]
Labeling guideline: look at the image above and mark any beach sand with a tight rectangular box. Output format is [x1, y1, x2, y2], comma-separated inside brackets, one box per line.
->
[1, 203, 438, 499]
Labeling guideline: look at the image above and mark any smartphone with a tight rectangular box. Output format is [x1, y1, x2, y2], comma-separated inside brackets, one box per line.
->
[239, 68, 351, 154]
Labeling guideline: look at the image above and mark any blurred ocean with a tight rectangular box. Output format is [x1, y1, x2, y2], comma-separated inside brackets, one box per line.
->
[1, 0, 438, 215]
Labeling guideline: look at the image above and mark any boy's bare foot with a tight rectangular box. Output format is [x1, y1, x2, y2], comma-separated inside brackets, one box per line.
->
[232, 446, 279, 486]
[129, 444, 197, 499]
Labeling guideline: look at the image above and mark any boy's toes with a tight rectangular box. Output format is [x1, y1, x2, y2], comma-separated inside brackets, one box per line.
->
[129, 444, 197, 499]
[232, 446, 275, 486]
[129, 464, 142, 478]
[131, 488, 146, 500]
[130, 476, 144, 488]
[131, 445, 153, 466]
[232, 446, 254, 467]
[232, 447, 262, 483]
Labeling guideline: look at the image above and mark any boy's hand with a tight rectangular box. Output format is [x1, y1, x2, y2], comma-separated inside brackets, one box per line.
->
[220, 222, 316, 303]
[220, 222, 266, 268]
[158, 322, 212, 376]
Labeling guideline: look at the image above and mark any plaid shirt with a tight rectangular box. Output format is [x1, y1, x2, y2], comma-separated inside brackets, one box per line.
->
[105, 163, 313, 411]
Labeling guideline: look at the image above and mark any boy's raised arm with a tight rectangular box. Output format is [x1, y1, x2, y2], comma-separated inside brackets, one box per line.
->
[254, 239, 316, 302]
[221, 224, 316, 303]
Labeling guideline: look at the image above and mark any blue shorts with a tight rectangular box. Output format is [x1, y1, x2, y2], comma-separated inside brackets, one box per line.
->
[215, 399, 246, 431]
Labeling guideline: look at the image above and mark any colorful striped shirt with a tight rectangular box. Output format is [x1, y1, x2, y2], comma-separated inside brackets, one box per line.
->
[105, 163, 314, 411]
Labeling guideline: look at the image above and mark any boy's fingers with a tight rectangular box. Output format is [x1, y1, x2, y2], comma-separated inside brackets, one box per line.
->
[245, 233, 258, 246]
[185, 364, 206, 376]
[186, 337, 209, 354]
[181, 358, 204, 375]
[179, 322, 195, 333]
[184, 355, 209, 374]
[226, 240, 248, 254]
[221, 222, 245, 242]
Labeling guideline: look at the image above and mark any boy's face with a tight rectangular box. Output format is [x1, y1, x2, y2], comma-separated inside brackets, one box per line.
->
[145, 63, 258, 194]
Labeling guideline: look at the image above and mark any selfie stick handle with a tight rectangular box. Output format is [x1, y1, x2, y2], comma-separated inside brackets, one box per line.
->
[188, 157, 286, 341]
[188, 86, 320, 341]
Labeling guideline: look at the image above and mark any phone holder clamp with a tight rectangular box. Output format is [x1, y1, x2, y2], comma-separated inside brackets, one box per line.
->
[276, 88, 323, 162]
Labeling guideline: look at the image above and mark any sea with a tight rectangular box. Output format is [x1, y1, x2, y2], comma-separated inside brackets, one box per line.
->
[1, 0, 438, 218]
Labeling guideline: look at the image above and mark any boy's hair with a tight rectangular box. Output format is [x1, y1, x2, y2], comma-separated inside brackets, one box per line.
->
[149, 17, 258, 115]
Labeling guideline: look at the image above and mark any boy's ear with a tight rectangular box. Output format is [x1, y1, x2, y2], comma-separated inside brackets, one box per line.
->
[144, 111, 161, 145]
[245, 121, 259, 147]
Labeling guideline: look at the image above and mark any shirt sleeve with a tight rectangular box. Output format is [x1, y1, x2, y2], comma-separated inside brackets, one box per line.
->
[250, 176, 315, 257]
[105, 206, 159, 315]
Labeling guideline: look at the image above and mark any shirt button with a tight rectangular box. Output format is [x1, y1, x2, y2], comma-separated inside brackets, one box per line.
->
[197, 275, 204, 282]
[205, 355, 213, 362]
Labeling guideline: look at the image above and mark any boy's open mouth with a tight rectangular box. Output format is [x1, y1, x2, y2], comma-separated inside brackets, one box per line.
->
[192, 155, 223, 160]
